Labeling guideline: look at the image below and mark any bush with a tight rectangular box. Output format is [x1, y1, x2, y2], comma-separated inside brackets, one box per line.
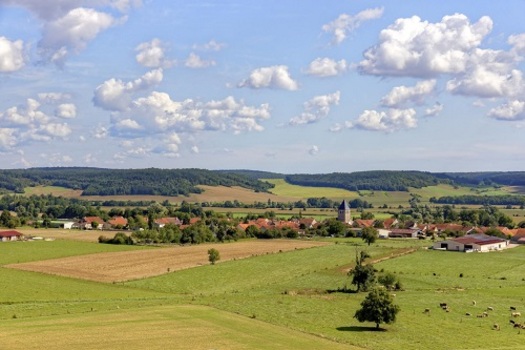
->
[208, 248, 220, 265]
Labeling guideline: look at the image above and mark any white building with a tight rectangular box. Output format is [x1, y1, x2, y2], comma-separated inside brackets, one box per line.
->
[433, 234, 508, 252]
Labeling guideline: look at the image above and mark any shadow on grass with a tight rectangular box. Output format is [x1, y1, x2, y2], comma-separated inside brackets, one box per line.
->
[337, 326, 387, 332]
[326, 288, 357, 294]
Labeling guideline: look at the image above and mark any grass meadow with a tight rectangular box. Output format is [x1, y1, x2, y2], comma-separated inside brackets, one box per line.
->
[2, 237, 525, 349]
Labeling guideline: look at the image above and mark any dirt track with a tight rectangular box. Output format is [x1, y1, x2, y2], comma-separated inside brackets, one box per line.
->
[7, 240, 327, 283]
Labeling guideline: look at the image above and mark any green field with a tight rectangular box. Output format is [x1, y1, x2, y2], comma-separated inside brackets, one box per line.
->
[2, 238, 525, 349]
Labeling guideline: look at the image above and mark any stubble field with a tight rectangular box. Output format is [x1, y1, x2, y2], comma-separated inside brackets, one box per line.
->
[6, 239, 327, 283]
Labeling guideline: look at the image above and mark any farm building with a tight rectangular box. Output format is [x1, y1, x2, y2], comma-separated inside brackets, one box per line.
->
[388, 228, 422, 239]
[0, 230, 24, 242]
[433, 234, 508, 252]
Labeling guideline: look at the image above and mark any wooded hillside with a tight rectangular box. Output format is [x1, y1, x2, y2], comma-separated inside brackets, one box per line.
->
[0, 168, 274, 196]
[285, 171, 447, 191]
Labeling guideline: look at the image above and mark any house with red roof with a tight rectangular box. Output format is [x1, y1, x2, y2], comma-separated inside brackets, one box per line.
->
[0, 230, 24, 242]
[154, 217, 181, 228]
[81, 216, 108, 230]
[108, 216, 128, 228]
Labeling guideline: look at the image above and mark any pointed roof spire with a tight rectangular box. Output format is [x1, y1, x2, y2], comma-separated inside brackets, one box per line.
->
[338, 200, 350, 210]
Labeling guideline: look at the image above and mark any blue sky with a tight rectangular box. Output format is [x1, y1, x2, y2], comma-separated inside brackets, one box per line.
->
[1, 0, 525, 173]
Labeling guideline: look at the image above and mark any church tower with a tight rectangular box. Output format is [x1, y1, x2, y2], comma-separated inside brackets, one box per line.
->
[337, 200, 351, 223]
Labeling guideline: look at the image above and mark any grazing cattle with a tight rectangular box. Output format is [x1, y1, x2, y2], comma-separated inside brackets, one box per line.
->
[424, 308, 431, 314]
[493, 323, 500, 331]
[472, 300, 477, 306]
[477, 314, 485, 318]
[510, 319, 516, 325]
[510, 306, 517, 311]
[446, 308, 451, 313]
[465, 312, 471, 316]
[439, 303, 448, 308]
[512, 312, 522, 317]
[487, 306, 494, 311]
[483, 312, 489, 317]
[514, 323, 523, 329]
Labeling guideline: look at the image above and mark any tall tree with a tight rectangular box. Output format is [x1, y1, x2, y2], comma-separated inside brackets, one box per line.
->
[354, 287, 400, 329]
[361, 227, 378, 246]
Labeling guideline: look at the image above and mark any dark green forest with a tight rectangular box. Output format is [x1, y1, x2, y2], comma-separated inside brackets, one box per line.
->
[0, 168, 274, 196]
[285, 171, 446, 191]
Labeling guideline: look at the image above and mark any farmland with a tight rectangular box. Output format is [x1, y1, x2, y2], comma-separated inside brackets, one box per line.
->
[2, 235, 525, 349]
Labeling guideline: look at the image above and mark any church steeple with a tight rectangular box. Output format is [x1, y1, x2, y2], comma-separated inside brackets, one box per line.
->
[337, 200, 351, 223]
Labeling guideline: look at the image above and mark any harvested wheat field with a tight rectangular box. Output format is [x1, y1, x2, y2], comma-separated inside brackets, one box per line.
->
[7, 240, 327, 283]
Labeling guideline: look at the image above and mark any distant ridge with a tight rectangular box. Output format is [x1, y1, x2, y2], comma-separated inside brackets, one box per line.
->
[1, 167, 525, 196]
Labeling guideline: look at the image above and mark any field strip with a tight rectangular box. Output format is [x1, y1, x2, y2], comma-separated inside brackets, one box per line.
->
[0, 304, 360, 350]
[6, 240, 328, 283]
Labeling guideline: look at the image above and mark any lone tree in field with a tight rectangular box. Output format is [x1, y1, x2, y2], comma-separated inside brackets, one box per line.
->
[361, 226, 378, 246]
[208, 248, 220, 265]
[354, 287, 400, 329]
[349, 249, 375, 292]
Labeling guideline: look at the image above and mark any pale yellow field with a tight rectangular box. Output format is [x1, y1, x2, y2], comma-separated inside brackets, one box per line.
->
[7, 240, 327, 283]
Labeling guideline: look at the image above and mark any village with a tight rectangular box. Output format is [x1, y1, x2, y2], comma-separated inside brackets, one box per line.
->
[2, 200, 524, 252]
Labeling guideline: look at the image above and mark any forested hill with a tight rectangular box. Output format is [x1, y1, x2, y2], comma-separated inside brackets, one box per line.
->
[0, 168, 274, 196]
[285, 171, 448, 191]
[285, 171, 525, 192]
[435, 172, 525, 186]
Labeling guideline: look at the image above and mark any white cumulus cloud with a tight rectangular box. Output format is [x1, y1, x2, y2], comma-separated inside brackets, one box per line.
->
[289, 91, 340, 126]
[322, 7, 384, 45]
[38, 7, 117, 66]
[488, 100, 525, 121]
[185, 52, 216, 69]
[0, 36, 25, 72]
[380, 80, 436, 107]
[92, 68, 163, 111]
[305, 58, 348, 77]
[55, 103, 77, 118]
[135, 38, 171, 68]
[349, 108, 418, 132]
[238, 65, 298, 90]
[359, 14, 493, 77]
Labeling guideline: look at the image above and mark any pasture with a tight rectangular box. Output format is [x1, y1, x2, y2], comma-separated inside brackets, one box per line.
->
[3, 236, 525, 349]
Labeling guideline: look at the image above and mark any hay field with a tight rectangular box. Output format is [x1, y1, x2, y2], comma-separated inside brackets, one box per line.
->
[7, 240, 327, 283]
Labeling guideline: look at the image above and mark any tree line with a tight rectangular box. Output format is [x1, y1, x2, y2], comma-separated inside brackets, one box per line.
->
[430, 195, 525, 206]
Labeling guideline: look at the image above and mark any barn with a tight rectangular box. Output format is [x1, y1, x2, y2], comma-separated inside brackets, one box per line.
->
[0, 230, 24, 242]
[433, 234, 508, 252]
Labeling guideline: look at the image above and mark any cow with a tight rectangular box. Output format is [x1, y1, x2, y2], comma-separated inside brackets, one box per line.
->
[472, 300, 477, 306]
[493, 323, 500, 331]
[424, 308, 431, 314]
[512, 312, 521, 317]
[440, 303, 448, 309]
[487, 306, 494, 311]
[510, 306, 517, 311]
[465, 312, 472, 316]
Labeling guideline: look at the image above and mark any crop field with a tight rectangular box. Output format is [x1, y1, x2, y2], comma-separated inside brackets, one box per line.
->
[6, 240, 327, 283]
[2, 237, 525, 349]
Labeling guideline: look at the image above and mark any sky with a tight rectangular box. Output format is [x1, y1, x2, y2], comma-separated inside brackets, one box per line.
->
[1, 0, 525, 174]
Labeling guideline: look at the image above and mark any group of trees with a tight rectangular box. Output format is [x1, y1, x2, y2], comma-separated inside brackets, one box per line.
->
[348, 249, 401, 329]
[396, 201, 516, 229]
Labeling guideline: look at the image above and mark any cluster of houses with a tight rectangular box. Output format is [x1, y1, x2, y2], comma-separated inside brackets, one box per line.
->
[2, 200, 525, 252]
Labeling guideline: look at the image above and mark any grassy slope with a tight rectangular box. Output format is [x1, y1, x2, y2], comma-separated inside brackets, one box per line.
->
[1, 305, 358, 350]
[3, 238, 525, 349]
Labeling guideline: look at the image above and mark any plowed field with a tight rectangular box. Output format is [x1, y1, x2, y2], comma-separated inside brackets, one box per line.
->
[7, 240, 327, 283]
